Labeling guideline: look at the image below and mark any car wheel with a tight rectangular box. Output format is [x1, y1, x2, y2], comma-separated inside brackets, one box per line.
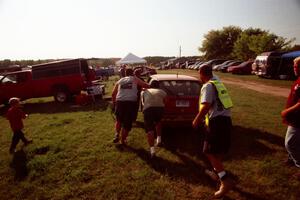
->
[54, 90, 69, 103]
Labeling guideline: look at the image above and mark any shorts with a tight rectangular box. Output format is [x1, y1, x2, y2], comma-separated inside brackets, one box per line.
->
[115, 101, 137, 131]
[143, 107, 164, 132]
[203, 116, 232, 154]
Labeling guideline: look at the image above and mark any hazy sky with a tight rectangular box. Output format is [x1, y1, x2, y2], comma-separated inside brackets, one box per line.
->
[0, 0, 299, 60]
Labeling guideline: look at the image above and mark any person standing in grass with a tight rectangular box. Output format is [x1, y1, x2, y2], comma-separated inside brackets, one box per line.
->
[141, 80, 166, 157]
[112, 68, 149, 145]
[192, 64, 234, 198]
[6, 97, 32, 154]
[281, 56, 300, 179]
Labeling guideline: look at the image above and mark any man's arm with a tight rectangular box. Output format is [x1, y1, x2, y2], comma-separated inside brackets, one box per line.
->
[134, 77, 149, 89]
[192, 102, 211, 129]
[281, 102, 300, 124]
[111, 83, 119, 103]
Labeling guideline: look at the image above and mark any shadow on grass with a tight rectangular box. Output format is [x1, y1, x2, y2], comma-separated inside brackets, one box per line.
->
[123, 145, 215, 187]
[230, 125, 284, 160]
[0, 99, 110, 115]
[10, 149, 28, 181]
[159, 125, 284, 161]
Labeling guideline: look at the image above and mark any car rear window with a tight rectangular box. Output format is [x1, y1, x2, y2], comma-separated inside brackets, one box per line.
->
[159, 80, 200, 96]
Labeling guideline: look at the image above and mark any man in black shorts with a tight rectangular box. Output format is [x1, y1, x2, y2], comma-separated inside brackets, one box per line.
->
[192, 64, 234, 198]
[141, 80, 166, 157]
[112, 68, 149, 145]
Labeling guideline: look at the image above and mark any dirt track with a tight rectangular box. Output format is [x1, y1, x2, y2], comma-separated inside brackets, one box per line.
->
[221, 77, 290, 98]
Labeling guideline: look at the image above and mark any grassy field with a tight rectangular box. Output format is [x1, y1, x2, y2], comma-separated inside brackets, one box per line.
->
[0, 72, 299, 200]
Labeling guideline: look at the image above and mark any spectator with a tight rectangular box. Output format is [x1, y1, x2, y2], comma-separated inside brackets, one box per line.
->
[6, 97, 32, 154]
[112, 68, 149, 145]
[119, 65, 126, 78]
[281, 56, 300, 179]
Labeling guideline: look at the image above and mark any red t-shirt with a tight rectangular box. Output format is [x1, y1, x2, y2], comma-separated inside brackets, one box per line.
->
[6, 107, 26, 132]
[286, 77, 300, 107]
[285, 77, 300, 127]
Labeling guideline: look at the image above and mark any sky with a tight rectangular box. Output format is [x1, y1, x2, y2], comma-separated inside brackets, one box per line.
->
[0, 0, 299, 60]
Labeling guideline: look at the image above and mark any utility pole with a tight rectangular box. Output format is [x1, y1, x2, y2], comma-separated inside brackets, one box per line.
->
[179, 45, 181, 58]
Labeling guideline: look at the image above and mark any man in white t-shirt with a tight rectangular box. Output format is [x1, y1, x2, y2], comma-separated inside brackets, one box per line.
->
[112, 68, 149, 145]
[141, 80, 167, 157]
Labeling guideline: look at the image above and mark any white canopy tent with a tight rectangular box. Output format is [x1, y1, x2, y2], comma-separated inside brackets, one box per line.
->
[116, 53, 147, 65]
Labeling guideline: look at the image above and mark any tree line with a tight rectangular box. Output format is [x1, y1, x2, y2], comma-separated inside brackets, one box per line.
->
[1, 26, 299, 68]
[199, 26, 300, 60]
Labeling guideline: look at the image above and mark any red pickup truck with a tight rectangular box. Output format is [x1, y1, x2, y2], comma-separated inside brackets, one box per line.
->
[0, 59, 102, 105]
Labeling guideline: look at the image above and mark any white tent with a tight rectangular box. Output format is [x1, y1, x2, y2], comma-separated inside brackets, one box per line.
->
[116, 53, 147, 65]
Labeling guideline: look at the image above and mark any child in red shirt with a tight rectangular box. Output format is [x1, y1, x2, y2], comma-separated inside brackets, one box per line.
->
[6, 98, 32, 154]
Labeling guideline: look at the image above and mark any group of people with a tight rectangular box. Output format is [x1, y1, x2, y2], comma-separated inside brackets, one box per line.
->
[111, 67, 166, 157]
[4, 57, 300, 198]
[111, 64, 234, 197]
[110, 57, 300, 198]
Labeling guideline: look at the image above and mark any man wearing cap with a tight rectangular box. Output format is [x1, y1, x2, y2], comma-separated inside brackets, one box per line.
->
[192, 64, 234, 198]
[281, 56, 300, 179]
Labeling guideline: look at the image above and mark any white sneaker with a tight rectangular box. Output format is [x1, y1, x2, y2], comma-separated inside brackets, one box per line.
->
[150, 147, 155, 158]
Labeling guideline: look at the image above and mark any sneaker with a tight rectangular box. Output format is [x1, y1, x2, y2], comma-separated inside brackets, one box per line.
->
[113, 134, 119, 143]
[214, 177, 235, 198]
[205, 169, 219, 181]
[150, 147, 155, 158]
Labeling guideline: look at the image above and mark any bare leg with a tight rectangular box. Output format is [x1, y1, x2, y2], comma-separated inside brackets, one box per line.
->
[121, 128, 129, 144]
[113, 121, 121, 143]
[155, 122, 162, 145]
[147, 131, 155, 147]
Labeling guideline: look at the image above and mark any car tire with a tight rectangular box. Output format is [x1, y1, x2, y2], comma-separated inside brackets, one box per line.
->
[54, 89, 69, 103]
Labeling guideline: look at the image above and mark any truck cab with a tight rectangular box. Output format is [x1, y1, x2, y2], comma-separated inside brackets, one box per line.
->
[0, 70, 32, 104]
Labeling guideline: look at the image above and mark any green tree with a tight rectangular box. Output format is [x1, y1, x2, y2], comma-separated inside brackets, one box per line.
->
[199, 26, 242, 60]
[232, 29, 294, 60]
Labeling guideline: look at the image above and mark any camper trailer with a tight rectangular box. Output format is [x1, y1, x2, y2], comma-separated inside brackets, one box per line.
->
[253, 51, 285, 79]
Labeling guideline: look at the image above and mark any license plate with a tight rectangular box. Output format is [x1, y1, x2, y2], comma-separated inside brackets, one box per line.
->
[176, 100, 189, 107]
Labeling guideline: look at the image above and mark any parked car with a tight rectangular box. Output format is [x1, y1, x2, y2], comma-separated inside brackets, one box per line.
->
[0, 59, 104, 105]
[213, 60, 234, 71]
[199, 59, 227, 70]
[94, 67, 115, 80]
[219, 61, 243, 72]
[146, 74, 201, 127]
[227, 61, 254, 74]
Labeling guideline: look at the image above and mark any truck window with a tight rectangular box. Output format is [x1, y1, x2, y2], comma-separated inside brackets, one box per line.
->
[2, 74, 17, 84]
